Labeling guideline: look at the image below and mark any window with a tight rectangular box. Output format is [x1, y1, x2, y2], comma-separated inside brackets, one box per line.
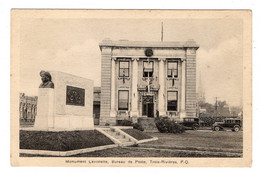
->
[119, 61, 129, 77]
[143, 61, 154, 77]
[167, 91, 178, 111]
[167, 61, 178, 78]
[118, 90, 129, 110]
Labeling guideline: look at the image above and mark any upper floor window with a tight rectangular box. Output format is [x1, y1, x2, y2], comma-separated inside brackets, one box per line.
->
[167, 61, 178, 78]
[118, 90, 129, 110]
[119, 61, 129, 77]
[167, 91, 178, 111]
[143, 61, 154, 77]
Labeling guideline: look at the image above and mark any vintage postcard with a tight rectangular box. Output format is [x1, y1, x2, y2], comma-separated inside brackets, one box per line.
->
[10, 10, 252, 167]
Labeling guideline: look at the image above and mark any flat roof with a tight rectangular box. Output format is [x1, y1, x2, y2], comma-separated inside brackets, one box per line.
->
[99, 39, 199, 50]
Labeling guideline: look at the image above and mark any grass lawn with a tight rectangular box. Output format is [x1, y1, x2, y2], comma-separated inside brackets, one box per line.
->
[141, 130, 243, 150]
[70, 130, 242, 157]
[20, 130, 243, 157]
[20, 130, 114, 151]
[121, 129, 153, 140]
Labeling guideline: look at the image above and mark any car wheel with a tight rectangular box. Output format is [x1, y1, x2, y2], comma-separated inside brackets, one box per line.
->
[214, 126, 220, 131]
[234, 126, 240, 132]
[193, 125, 198, 130]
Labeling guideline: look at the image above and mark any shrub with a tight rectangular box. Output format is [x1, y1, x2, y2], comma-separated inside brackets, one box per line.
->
[155, 117, 185, 133]
[105, 123, 110, 126]
[198, 116, 228, 127]
[133, 123, 144, 131]
[118, 119, 133, 126]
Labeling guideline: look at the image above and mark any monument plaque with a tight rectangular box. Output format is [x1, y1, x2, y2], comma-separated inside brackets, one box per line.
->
[66, 86, 85, 106]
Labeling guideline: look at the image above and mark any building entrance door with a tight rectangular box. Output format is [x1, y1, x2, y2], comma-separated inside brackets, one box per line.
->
[142, 96, 154, 117]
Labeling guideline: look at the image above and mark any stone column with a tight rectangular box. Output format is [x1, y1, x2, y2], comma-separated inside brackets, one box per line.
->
[158, 58, 166, 116]
[130, 58, 138, 118]
[110, 58, 116, 117]
[180, 58, 186, 119]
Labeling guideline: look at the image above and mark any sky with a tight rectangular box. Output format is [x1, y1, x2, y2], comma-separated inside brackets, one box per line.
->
[19, 18, 243, 107]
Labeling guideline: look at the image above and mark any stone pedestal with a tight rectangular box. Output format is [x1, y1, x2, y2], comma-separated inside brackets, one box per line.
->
[34, 71, 94, 130]
[34, 89, 54, 129]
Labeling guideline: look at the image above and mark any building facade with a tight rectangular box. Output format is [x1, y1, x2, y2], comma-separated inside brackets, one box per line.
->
[19, 93, 38, 122]
[99, 39, 199, 125]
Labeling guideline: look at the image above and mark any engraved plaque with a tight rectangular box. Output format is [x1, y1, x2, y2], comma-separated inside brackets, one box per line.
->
[66, 86, 85, 106]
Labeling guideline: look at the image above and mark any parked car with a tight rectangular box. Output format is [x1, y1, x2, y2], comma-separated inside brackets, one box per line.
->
[179, 117, 200, 130]
[212, 118, 242, 132]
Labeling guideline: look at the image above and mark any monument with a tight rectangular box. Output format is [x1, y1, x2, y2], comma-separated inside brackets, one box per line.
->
[34, 71, 94, 130]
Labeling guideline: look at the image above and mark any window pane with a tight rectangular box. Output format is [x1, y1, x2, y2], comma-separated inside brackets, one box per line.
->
[144, 62, 153, 69]
[168, 62, 177, 69]
[119, 91, 128, 110]
[124, 69, 129, 77]
[168, 103, 177, 111]
[173, 70, 178, 77]
[144, 68, 153, 72]
[119, 101, 128, 109]
[120, 62, 129, 69]
[119, 61, 129, 77]
[120, 91, 128, 99]
[167, 91, 177, 111]
[143, 61, 153, 77]
[120, 69, 129, 77]
[119, 69, 124, 77]
[167, 70, 172, 77]
[168, 92, 177, 100]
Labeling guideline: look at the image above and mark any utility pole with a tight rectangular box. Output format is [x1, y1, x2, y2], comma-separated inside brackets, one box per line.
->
[215, 97, 219, 116]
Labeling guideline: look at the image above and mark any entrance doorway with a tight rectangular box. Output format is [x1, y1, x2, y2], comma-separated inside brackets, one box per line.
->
[142, 96, 154, 117]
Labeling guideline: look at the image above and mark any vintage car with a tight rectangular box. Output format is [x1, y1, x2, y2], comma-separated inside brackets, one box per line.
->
[212, 118, 242, 132]
[179, 117, 200, 130]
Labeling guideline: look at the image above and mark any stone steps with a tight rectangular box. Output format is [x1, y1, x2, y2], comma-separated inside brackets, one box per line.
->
[102, 128, 135, 146]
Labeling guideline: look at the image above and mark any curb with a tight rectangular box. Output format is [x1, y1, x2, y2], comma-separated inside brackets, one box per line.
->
[137, 137, 158, 144]
[20, 144, 118, 156]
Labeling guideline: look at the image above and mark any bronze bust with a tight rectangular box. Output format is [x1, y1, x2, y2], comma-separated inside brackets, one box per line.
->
[39, 71, 54, 88]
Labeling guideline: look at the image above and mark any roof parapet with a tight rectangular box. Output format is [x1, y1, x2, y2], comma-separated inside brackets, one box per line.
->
[99, 39, 199, 51]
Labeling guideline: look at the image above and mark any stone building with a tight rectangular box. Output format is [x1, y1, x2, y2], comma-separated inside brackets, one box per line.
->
[19, 93, 38, 122]
[99, 39, 199, 125]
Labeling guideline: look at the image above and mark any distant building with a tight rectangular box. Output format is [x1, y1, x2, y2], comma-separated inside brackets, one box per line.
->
[19, 93, 38, 122]
[99, 39, 199, 125]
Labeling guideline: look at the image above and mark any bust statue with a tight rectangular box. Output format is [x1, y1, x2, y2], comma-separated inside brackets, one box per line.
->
[39, 71, 54, 88]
